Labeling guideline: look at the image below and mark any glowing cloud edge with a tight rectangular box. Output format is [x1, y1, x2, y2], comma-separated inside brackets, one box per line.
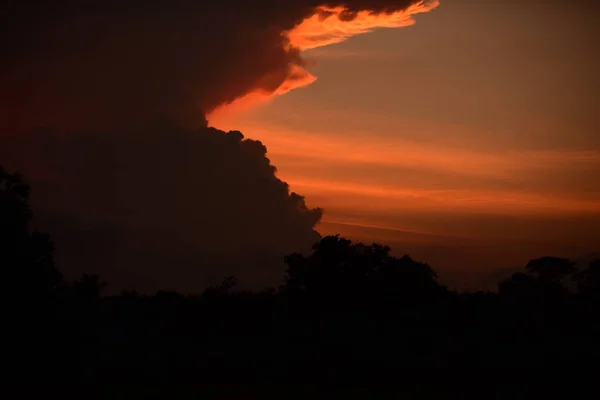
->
[207, 0, 439, 120]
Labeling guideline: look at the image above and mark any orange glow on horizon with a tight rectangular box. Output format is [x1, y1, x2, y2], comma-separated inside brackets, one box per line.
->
[286, 176, 600, 215]
[203, 117, 600, 221]
[205, 120, 600, 184]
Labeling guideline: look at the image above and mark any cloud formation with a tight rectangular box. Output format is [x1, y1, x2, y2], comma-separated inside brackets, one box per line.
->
[0, 122, 322, 292]
[0, 0, 438, 291]
[0, 0, 438, 131]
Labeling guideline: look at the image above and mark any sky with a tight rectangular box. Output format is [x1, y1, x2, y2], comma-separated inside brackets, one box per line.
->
[208, 0, 600, 288]
[0, 1, 598, 291]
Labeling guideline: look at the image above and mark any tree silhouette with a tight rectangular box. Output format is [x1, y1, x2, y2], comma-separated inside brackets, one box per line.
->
[1, 166, 65, 380]
[576, 259, 600, 296]
[0, 166, 62, 295]
[71, 274, 107, 298]
[2, 167, 600, 388]
[525, 256, 575, 283]
[283, 235, 444, 304]
[0, 166, 31, 245]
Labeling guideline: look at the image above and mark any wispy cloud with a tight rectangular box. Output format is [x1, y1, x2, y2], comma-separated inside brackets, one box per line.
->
[303, 48, 389, 59]
[287, 176, 600, 214]
[244, 124, 600, 181]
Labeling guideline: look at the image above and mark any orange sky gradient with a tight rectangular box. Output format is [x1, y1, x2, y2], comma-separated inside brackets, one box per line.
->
[208, 1, 600, 289]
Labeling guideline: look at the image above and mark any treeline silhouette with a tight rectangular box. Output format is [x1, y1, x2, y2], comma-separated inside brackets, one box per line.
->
[2, 166, 600, 394]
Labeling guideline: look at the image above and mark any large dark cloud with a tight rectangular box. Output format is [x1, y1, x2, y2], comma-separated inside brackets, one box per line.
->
[0, 122, 322, 292]
[0, 0, 428, 130]
[0, 0, 429, 291]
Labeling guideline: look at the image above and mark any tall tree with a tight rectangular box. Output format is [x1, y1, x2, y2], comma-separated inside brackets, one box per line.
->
[0, 166, 62, 295]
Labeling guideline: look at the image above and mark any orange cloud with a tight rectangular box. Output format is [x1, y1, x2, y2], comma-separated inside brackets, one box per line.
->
[286, 1, 440, 51]
[208, 64, 317, 120]
[207, 1, 439, 122]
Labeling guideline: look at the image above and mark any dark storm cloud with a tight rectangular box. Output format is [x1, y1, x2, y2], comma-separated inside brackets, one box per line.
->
[0, 0, 427, 130]
[0, 122, 322, 292]
[0, 0, 429, 291]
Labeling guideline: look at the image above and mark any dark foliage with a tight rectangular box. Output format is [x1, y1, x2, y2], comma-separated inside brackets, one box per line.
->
[2, 166, 599, 396]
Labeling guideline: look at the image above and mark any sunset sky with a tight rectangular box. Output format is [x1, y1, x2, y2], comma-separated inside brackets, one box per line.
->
[209, 0, 599, 286]
[1, 1, 598, 291]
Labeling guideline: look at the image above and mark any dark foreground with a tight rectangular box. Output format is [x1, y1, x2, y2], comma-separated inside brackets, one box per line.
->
[3, 167, 600, 397]
[8, 248, 600, 396]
